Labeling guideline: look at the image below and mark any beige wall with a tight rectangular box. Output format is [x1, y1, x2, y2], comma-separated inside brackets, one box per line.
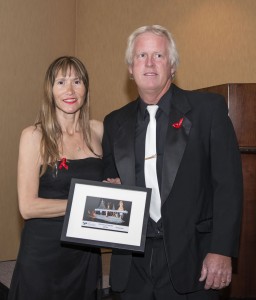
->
[0, 0, 76, 260]
[1, 0, 256, 260]
[77, 0, 256, 121]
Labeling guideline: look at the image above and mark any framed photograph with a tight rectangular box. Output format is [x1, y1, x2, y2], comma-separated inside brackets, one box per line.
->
[61, 179, 151, 252]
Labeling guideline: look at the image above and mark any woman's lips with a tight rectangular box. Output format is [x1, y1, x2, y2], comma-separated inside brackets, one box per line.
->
[63, 98, 77, 104]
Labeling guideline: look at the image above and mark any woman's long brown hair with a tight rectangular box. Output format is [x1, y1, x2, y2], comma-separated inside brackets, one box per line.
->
[35, 56, 92, 175]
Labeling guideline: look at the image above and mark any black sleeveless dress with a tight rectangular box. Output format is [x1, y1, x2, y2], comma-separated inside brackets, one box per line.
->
[8, 158, 103, 300]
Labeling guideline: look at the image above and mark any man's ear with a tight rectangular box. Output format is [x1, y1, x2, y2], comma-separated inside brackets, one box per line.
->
[170, 65, 176, 79]
[128, 65, 133, 75]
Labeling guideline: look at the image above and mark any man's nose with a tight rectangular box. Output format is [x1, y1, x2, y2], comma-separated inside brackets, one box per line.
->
[146, 55, 154, 67]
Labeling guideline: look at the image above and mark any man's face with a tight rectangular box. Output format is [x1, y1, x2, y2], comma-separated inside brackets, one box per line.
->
[129, 32, 173, 101]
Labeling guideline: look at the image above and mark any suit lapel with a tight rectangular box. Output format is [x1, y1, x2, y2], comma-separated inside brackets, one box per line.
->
[161, 87, 192, 204]
[112, 87, 192, 203]
[114, 102, 138, 186]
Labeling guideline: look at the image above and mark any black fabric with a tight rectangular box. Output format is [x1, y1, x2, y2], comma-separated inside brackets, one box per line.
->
[135, 88, 172, 237]
[0, 281, 9, 300]
[103, 84, 243, 293]
[114, 239, 219, 300]
[8, 158, 103, 300]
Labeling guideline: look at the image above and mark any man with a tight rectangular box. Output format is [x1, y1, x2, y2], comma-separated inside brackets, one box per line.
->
[103, 25, 243, 300]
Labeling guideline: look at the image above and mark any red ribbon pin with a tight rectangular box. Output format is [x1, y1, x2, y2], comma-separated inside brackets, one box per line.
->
[172, 117, 184, 129]
[58, 158, 69, 170]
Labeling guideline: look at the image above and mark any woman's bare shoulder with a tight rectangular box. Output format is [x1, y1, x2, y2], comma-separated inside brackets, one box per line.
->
[22, 124, 41, 135]
[20, 125, 42, 151]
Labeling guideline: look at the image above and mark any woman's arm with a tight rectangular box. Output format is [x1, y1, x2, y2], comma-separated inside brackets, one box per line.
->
[17, 126, 67, 220]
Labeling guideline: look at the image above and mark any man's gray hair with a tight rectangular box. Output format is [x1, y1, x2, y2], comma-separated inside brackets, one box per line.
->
[125, 25, 179, 76]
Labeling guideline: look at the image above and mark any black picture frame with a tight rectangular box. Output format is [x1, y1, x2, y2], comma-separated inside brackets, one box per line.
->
[61, 179, 151, 252]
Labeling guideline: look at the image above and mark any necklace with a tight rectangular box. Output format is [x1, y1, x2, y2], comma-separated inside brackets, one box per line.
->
[77, 145, 83, 152]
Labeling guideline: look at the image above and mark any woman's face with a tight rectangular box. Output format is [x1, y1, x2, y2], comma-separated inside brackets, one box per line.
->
[52, 67, 86, 116]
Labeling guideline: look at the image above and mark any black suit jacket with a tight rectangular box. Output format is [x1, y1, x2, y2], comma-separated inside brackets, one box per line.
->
[102, 85, 243, 293]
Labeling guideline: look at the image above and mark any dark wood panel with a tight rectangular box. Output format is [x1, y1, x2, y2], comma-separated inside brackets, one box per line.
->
[230, 154, 256, 297]
[239, 147, 256, 154]
[196, 83, 256, 146]
[228, 84, 256, 147]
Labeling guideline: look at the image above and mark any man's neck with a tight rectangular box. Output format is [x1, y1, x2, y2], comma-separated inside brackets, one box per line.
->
[139, 82, 172, 105]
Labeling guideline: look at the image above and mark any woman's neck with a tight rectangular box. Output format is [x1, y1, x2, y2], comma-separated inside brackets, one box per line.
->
[57, 112, 81, 135]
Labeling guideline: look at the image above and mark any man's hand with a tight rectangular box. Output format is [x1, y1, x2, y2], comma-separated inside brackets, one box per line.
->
[199, 253, 232, 289]
[104, 178, 121, 184]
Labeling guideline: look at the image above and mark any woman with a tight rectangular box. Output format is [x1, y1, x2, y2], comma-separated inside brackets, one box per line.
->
[8, 56, 103, 300]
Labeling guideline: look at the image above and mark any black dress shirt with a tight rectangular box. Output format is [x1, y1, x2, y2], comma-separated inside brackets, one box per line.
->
[135, 86, 173, 237]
